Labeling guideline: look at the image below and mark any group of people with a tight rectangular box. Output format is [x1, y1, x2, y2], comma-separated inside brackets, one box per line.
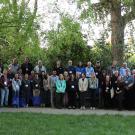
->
[0, 57, 135, 110]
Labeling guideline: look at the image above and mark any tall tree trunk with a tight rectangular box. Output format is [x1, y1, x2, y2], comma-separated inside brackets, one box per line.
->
[111, 0, 125, 65]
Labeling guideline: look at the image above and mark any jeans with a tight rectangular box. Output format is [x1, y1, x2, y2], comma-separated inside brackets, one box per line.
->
[1, 87, 9, 106]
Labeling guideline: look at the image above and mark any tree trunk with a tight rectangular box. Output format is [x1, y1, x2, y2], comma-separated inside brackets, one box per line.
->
[111, 0, 125, 65]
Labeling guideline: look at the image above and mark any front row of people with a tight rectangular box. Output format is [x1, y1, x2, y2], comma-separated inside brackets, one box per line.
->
[0, 69, 135, 110]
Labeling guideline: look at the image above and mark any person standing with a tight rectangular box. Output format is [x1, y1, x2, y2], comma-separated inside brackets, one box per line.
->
[85, 61, 95, 78]
[89, 73, 98, 110]
[0, 70, 9, 107]
[48, 70, 58, 108]
[55, 74, 66, 109]
[78, 73, 88, 110]
[21, 57, 33, 75]
[21, 74, 31, 107]
[12, 73, 21, 108]
[9, 58, 20, 75]
[67, 74, 77, 109]
[34, 60, 46, 77]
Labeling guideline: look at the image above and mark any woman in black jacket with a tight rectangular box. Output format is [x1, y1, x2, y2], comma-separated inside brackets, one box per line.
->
[67, 74, 77, 109]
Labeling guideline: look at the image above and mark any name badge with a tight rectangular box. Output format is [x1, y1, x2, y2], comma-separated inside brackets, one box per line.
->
[4, 82, 7, 85]
[71, 85, 74, 88]
[35, 84, 38, 87]
[69, 71, 72, 74]
[25, 85, 28, 88]
[106, 87, 109, 90]
[117, 87, 119, 90]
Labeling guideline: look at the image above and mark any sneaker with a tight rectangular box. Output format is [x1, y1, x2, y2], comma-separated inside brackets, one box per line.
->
[90, 107, 93, 110]
[93, 107, 96, 110]
[82, 106, 86, 110]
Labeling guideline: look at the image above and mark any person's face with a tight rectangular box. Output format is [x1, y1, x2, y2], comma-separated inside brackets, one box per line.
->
[112, 60, 117, 66]
[39, 62, 42, 66]
[25, 58, 29, 63]
[42, 72, 45, 76]
[87, 62, 91, 67]
[68, 61, 72, 66]
[59, 74, 63, 80]
[106, 76, 110, 81]
[79, 62, 82, 66]
[53, 71, 57, 75]
[57, 61, 61, 67]
[13, 58, 17, 64]
[114, 71, 119, 77]
[82, 74, 85, 79]
[71, 74, 75, 79]
[25, 74, 29, 80]
[15, 74, 19, 79]
[31, 71, 35, 75]
[35, 74, 38, 79]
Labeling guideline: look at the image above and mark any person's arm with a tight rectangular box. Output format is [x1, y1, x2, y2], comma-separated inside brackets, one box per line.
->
[12, 80, 16, 91]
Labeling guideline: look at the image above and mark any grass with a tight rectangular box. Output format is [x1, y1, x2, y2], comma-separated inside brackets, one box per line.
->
[0, 113, 135, 135]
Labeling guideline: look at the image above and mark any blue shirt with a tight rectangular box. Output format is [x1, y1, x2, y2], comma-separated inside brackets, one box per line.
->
[85, 66, 95, 78]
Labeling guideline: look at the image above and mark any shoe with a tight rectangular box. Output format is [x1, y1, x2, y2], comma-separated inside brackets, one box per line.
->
[93, 107, 96, 110]
[90, 107, 93, 110]
[82, 106, 86, 110]
[68, 106, 72, 109]
[72, 106, 76, 109]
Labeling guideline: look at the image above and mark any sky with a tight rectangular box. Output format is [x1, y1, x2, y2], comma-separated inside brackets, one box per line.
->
[29, 0, 135, 47]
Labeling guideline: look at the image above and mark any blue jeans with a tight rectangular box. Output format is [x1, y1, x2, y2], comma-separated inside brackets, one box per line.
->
[1, 87, 9, 106]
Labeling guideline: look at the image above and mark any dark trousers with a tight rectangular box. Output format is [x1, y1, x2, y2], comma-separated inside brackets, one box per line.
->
[116, 92, 124, 110]
[56, 93, 64, 108]
[90, 89, 96, 107]
[68, 91, 76, 107]
[45, 90, 50, 107]
[80, 91, 86, 107]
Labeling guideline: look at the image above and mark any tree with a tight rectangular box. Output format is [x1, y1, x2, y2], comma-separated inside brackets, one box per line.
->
[0, 0, 43, 64]
[46, 17, 90, 68]
[78, 0, 135, 65]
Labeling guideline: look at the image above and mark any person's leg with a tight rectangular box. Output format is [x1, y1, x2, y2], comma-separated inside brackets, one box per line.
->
[1, 88, 5, 106]
[4, 87, 9, 106]
[50, 88, 54, 108]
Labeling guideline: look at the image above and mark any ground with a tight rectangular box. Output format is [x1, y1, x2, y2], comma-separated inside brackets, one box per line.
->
[0, 108, 135, 135]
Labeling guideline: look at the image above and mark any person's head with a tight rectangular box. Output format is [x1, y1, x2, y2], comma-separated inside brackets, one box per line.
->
[122, 62, 127, 68]
[114, 70, 119, 77]
[102, 70, 106, 76]
[25, 57, 29, 63]
[96, 61, 100, 67]
[41, 71, 45, 77]
[59, 74, 64, 80]
[31, 70, 35, 76]
[132, 69, 135, 75]
[106, 75, 110, 82]
[56, 60, 61, 67]
[52, 70, 56, 76]
[3, 69, 7, 75]
[117, 76, 123, 82]
[24, 74, 29, 80]
[125, 69, 130, 76]
[91, 72, 96, 79]
[64, 71, 68, 77]
[78, 61, 82, 67]
[112, 60, 117, 66]
[68, 60, 72, 66]
[8, 67, 12, 74]
[35, 73, 38, 79]
[12, 58, 17, 64]
[38, 60, 42, 67]
[70, 73, 75, 80]
[87, 61, 91, 67]
[14, 73, 19, 80]
[18, 68, 22, 74]
[82, 73, 86, 79]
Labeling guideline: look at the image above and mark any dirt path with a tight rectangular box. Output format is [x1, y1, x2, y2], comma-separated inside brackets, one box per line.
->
[0, 108, 135, 116]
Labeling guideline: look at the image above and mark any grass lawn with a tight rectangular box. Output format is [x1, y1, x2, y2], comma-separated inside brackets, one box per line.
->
[0, 113, 135, 135]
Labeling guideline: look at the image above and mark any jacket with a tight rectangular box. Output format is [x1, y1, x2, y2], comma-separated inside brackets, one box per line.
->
[78, 78, 88, 92]
[56, 79, 66, 93]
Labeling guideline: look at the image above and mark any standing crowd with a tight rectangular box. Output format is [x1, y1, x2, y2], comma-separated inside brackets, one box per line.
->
[0, 58, 135, 110]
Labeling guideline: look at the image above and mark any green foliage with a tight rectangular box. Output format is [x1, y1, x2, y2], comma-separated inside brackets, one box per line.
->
[46, 17, 90, 68]
[0, 0, 45, 65]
